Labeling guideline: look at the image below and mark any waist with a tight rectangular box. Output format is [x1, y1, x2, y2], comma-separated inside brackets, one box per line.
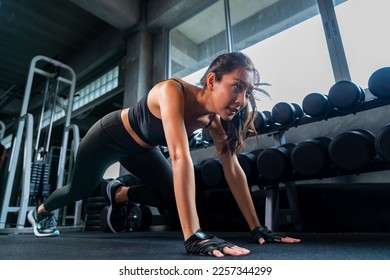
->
[121, 108, 154, 149]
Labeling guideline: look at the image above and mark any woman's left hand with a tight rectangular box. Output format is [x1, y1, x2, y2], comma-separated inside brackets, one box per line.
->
[251, 226, 301, 244]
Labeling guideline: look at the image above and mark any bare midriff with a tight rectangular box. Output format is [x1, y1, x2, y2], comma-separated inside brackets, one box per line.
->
[121, 108, 154, 149]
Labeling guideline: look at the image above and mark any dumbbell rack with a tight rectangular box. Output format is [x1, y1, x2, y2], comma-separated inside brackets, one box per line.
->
[259, 96, 390, 231]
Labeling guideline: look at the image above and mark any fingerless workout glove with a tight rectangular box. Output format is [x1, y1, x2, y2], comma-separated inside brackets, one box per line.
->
[250, 226, 284, 243]
[184, 229, 235, 255]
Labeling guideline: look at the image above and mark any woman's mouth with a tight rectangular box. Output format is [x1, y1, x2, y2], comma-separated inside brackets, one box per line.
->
[227, 107, 239, 116]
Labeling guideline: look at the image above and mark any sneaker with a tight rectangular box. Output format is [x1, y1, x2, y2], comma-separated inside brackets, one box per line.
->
[106, 179, 129, 233]
[27, 208, 60, 237]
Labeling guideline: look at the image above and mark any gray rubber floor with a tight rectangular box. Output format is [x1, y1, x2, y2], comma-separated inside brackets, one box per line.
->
[1, 229, 389, 260]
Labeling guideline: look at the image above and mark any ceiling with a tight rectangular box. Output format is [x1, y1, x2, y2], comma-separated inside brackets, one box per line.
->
[0, 0, 143, 139]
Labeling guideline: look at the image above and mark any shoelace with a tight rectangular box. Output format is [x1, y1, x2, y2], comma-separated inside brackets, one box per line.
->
[40, 215, 57, 229]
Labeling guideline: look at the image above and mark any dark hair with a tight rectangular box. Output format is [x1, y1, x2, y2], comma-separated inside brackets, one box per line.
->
[200, 52, 269, 155]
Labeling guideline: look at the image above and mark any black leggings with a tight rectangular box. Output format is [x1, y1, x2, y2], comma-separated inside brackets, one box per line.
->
[43, 110, 175, 212]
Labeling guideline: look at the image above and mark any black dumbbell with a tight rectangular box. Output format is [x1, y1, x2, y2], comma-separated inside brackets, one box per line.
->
[271, 102, 303, 125]
[328, 129, 376, 171]
[237, 149, 262, 184]
[368, 67, 390, 99]
[291, 136, 332, 177]
[200, 158, 226, 188]
[253, 110, 274, 133]
[375, 124, 390, 161]
[257, 143, 295, 181]
[127, 204, 153, 232]
[302, 93, 333, 118]
[328, 80, 365, 111]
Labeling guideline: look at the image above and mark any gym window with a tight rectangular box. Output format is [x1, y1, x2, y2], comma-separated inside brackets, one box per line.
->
[335, 0, 390, 90]
[41, 66, 119, 128]
[167, 0, 360, 111]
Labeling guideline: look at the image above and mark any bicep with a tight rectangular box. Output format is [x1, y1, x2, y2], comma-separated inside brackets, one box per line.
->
[157, 83, 190, 160]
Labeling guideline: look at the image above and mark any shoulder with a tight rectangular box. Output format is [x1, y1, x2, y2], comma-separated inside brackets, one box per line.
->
[153, 78, 186, 92]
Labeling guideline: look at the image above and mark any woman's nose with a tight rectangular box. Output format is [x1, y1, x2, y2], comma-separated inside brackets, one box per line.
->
[235, 91, 247, 106]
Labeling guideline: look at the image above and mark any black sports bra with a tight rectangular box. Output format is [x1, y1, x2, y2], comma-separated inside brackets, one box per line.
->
[128, 79, 215, 146]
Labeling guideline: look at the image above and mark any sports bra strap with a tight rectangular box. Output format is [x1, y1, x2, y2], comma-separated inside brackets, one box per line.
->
[170, 78, 215, 129]
[170, 78, 185, 93]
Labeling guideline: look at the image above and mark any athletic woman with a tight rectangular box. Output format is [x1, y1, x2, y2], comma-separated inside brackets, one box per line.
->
[28, 52, 300, 257]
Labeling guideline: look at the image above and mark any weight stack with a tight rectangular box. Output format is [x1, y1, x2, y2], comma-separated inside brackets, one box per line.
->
[29, 161, 51, 204]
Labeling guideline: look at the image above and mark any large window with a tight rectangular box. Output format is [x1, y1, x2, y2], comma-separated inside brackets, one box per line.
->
[231, 0, 334, 111]
[335, 0, 390, 90]
[170, 0, 388, 113]
[169, 0, 227, 81]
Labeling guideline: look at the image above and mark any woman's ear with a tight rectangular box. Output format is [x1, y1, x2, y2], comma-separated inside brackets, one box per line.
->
[206, 72, 215, 91]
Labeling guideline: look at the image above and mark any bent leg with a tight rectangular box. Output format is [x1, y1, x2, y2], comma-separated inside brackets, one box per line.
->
[120, 148, 176, 210]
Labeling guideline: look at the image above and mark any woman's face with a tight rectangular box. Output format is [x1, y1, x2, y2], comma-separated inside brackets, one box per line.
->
[211, 69, 254, 121]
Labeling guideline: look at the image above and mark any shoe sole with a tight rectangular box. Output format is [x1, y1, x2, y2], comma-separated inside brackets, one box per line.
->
[27, 210, 60, 237]
[106, 181, 125, 233]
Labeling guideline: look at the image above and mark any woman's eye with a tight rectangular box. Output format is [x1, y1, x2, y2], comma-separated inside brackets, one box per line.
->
[245, 88, 253, 97]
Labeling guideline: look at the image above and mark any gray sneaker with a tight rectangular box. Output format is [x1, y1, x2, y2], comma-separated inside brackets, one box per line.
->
[106, 179, 129, 233]
[27, 208, 60, 237]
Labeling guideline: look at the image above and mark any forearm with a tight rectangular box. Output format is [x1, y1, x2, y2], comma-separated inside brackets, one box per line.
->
[171, 157, 201, 240]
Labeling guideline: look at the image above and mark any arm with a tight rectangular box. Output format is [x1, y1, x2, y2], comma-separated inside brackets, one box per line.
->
[209, 122, 260, 231]
[220, 153, 260, 230]
[209, 119, 301, 244]
[154, 81, 200, 240]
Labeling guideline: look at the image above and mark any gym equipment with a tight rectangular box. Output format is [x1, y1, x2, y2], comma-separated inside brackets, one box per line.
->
[302, 93, 333, 118]
[237, 149, 262, 185]
[271, 102, 303, 125]
[0, 55, 79, 231]
[99, 203, 153, 232]
[257, 143, 295, 182]
[194, 163, 207, 190]
[291, 136, 332, 177]
[127, 204, 153, 232]
[328, 80, 365, 111]
[84, 196, 109, 231]
[368, 67, 390, 98]
[253, 110, 274, 134]
[374, 124, 390, 161]
[200, 158, 226, 188]
[328, 129, 376, 171]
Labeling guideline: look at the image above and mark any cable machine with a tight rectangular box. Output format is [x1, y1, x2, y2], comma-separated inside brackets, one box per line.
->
[0, 55, 80, 233]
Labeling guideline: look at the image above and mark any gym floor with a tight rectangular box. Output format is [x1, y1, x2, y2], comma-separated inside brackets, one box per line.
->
[1, 229, 390, 260]
[1, 182, 390, 260]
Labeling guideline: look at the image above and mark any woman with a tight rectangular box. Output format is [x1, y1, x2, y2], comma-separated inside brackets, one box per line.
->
[28, 52, 300, 257]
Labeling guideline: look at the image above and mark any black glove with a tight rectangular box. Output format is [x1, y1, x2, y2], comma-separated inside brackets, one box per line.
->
[250, 226, 285, 243]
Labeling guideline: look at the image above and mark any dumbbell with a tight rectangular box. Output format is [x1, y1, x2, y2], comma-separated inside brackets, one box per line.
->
[375, 124, 390, 161]
[99, 203, 153, 232]
[302, 93, 333, 118]
[328, 129, 376, 171]
[290, 136, 332, 177]
[368, 67, 390, 98]
[328, 80, 365, 111]
[237, 149, 262, 184]
[253, 110, 274, 133]
[257, 143, 295, 181]
[271, 102, 304, 125]
[200, 158, 226, 188]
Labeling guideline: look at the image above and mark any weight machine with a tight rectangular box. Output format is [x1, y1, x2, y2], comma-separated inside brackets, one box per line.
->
[0, 55, 81, 233]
